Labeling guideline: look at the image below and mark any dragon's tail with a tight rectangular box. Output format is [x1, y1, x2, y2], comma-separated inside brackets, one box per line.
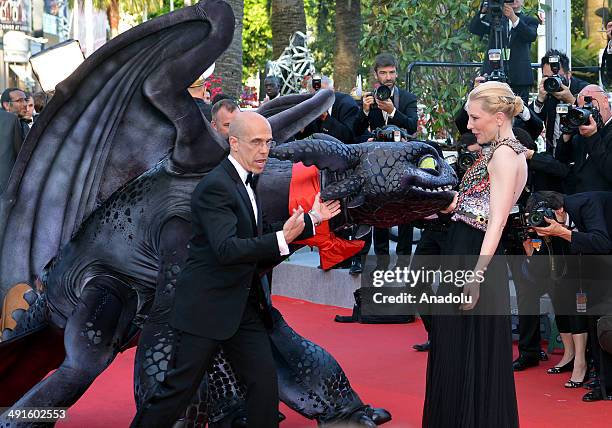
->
[0, 285, 65, 406]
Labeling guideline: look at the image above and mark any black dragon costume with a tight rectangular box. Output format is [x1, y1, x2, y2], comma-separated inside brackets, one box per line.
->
[0, 1, 457, 427]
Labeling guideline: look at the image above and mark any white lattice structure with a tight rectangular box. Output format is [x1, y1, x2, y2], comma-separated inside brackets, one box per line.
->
[267, 31, 316, 95]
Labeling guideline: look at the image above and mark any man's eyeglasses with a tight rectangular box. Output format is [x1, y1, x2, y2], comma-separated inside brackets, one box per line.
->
[245, 139, 276, 149]
[9, 97, 27, 104]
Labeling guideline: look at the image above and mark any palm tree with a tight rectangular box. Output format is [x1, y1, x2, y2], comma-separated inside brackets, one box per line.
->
[584, 0, 607, 49]
[334, 0, 360, 92]
[215, 0, 244, 98]
[270, 0, 306, 58]
[92, 0, 162, 38]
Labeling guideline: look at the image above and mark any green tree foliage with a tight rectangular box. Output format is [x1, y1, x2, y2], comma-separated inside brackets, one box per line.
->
[243, 0, 273, 80]
[360, 0, 485, 139]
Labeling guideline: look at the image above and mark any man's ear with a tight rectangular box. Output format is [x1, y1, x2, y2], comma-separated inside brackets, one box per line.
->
[228, 135, 238, 152]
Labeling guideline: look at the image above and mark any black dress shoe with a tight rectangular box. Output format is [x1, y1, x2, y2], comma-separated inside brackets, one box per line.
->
[349, 259, 363, 276]
[413, 340, 431, 352]
[364, 406, 392, 425]
[513, 355, 539, 371]
[584, 378, 601, 390]
[539, 350, 549, 361]
[583, 389, 612, 402]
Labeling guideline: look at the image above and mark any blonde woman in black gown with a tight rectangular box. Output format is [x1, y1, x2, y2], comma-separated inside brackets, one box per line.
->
[423, 81, 528, 428]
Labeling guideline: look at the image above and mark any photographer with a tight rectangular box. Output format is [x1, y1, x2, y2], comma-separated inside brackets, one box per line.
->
[527, 85, 612, 194]
[532, 51, 588, 154]
[525, 191, 612, 401]
[355, 53, 418, 140]
[469, 0, 538, 103]
[296, 75, 360, 144]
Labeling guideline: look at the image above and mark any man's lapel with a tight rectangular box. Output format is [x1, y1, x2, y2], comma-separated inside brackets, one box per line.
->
[221, 158, 257, 232]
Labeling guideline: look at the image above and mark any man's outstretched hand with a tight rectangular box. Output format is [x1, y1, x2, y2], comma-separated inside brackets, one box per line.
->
[283, 207, 305, 243]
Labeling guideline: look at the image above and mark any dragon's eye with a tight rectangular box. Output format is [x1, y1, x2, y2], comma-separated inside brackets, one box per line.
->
[418, 155, 437, 170]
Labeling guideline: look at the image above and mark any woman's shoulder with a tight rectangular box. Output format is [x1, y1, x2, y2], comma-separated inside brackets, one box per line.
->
[492, 137, 527, 156]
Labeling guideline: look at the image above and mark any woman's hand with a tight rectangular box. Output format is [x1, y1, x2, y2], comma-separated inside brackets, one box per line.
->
[311, 192, 341, 222]
[440, 191, 458, 214]
[459, 278, 481, 311]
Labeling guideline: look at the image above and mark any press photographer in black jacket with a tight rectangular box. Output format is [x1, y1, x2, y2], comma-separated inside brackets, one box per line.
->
[469, 0, 538, 103]
[531, 50, 588, 158]
[355, 53, 418, 139]
[350, 53, 419, 275]
[296, 75, 360, 144]
[526, 85, 612, 194]
[525, 191, 612, 402]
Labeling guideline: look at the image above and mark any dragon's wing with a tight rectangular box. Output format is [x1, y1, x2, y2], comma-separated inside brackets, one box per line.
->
[0, 0, 234, 294]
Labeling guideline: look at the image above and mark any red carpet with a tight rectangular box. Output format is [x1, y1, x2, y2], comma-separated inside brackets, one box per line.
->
[57, 296, 612, 427]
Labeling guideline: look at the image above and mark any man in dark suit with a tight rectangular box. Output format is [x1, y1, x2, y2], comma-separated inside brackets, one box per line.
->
[526, 191, 612, 401]
[526, 85, 612, 194]
[297, 75, 360, 144]
[1, 88, 28, 144]
[350, 53, 418, 276]
[531, 50, 588, 159]
[132, 111, 339, 427]
[355, 54, 418, 138]
[469, 0, 538, 103]
[0, 109, 22, 193]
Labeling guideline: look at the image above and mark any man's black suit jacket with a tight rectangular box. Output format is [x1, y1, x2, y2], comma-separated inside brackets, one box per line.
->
[565, 192, 612, 255]
[170, 157, 314, 340]
[0, 109, 22, 193]
[555, 120, 612, 193]
[469, 12, 538, 86]
[298, 91, 360, 143]
[355, 86, 418, 139]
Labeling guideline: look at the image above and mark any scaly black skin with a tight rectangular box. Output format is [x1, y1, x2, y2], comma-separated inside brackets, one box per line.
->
[1, 138, 457, 427]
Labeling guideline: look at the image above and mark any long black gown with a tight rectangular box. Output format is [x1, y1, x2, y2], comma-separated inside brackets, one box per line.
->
[423, 139, 523, 428]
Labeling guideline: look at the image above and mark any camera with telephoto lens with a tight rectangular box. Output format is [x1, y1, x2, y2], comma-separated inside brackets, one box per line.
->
[373, 125, 409, 142]
[543, 56, 569, 93]
[483, 49, 508, 83]
[366, 85, 392, 110]
[558, 96, 603, 132]
[312, 74, 322, 91]
[525, 202, 557, 228]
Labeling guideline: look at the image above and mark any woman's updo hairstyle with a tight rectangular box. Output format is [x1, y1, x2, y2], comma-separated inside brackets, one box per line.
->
[467, 81, 524, 118]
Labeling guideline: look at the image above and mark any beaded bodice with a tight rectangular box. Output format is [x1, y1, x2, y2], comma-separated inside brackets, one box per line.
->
[452, 138, 526, 231]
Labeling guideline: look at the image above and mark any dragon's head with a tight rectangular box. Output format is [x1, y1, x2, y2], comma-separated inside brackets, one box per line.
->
[271, 137, 458, 227]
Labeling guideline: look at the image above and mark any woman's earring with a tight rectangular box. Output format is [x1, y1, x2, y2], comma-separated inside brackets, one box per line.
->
[496, 123, 501, 141]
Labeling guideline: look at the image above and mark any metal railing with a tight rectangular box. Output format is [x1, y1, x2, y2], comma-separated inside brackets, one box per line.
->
[404, 61, 601, 92]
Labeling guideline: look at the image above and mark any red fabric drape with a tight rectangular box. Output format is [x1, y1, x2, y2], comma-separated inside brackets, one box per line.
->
[288, 163, 364, 270]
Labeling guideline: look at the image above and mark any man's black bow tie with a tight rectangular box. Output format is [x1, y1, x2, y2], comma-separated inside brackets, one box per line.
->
[245, 172, 258, 189]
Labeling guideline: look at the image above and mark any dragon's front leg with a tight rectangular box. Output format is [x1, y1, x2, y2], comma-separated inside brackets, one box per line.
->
[0, 275, 137, 427]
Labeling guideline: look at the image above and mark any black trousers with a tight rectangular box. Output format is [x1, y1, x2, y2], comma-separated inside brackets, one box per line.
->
[357, 225, 414, 257]
[508, 254, 548, 359]
[131, 296, 278, 428]
[589, 316, 612, 394]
